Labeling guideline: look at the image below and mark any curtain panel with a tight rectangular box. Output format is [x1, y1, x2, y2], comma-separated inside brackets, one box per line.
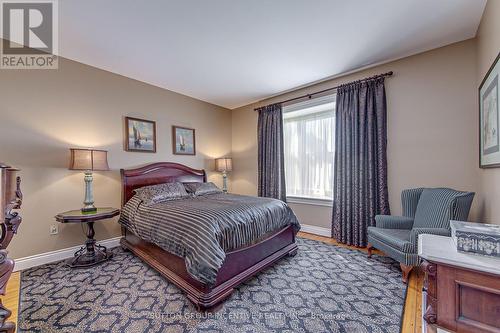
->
[256, 103, 286, 202]
[332, 77, 390, 247]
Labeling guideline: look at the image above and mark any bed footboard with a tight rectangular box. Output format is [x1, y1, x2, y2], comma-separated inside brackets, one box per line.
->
[120, 225, 297, 310]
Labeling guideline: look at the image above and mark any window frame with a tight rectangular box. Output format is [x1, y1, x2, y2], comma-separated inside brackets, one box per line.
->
[286, 196, 333, 207]
[282, 94, 336, 205]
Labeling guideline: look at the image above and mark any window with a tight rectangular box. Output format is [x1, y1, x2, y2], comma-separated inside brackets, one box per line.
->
[283, 94, 335, 203]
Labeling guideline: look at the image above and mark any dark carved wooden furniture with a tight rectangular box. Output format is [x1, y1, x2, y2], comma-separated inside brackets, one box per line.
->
[0, 163, 22, 333]
[419, 234, 500, 333]
[120, 162, 298, 310]
[55, 208, 120, 268]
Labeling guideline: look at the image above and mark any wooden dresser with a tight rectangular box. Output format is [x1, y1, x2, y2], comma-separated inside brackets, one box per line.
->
[0, 163, 22, 333]
[419, 234, 500, 333]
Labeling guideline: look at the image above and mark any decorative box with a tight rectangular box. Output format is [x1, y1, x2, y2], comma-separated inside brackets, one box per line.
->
[450, 220, 500, 258]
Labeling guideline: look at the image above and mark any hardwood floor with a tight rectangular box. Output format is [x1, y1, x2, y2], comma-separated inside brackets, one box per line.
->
[297, 231, 424, 333]
[0, 271, 20, 333]
[2, 234, 424, 333]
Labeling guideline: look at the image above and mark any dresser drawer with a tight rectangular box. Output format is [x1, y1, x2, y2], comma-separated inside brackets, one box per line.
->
[437, 264, 500, 333]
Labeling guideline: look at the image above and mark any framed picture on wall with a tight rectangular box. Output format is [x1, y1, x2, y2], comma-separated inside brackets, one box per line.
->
[172, 126, 196, 155]
[125, 117, 157, 153]
[479, 52, 500, 168]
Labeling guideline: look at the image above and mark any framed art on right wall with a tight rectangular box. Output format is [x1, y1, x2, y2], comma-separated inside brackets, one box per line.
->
[479, 52, 500, 168]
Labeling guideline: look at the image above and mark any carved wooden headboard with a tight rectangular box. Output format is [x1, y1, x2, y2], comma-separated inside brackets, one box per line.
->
[120, 162, 206, 206]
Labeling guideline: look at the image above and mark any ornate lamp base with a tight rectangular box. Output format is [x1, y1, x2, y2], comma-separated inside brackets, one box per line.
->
[222, 171, 228, 193]
[81, 171, 97, 213]
[81, 206, 97, 213]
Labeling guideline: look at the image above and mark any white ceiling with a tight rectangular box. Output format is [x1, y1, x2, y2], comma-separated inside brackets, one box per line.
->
[55, 1, 486, 108]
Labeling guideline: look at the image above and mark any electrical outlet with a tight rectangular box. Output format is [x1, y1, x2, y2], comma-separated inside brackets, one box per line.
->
[50, 224, 58, 235]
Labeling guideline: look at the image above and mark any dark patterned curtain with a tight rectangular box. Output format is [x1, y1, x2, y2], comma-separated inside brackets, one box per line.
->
[256, 103, 286, 202]
[332, 77, 390, 247]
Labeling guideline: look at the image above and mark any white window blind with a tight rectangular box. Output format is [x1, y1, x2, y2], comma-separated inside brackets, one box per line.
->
[283, 94, 335, 201]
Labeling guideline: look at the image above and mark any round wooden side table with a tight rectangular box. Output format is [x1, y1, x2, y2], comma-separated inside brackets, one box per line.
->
[55, 207, 120, 268]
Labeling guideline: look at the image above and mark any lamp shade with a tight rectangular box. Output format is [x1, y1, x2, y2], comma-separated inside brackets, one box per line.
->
[69, 148, 109, 171]
[215, 158, 232, 172]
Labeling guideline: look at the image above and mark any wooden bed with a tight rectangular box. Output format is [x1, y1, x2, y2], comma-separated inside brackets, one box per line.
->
[120, 162, 298, 310]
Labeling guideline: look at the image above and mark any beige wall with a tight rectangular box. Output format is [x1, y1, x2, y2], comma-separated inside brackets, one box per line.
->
[477, 0, 500, 225]
[232, 39, 481, 229]
[0, 55, 232, 259]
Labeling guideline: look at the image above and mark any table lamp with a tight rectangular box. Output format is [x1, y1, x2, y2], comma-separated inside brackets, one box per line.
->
[69, 148, 109, 213]
[215, 157, 232, 193]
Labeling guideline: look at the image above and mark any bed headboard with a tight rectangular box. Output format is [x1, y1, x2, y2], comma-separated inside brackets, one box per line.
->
[120, 162, 206, 206]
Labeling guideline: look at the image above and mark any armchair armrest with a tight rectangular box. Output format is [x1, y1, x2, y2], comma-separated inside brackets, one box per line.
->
[409, 228, 451, 246]
[375, 215, 414, 229]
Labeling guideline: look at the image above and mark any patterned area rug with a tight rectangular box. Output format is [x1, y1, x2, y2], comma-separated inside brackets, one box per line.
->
[19, 238, 405, 333]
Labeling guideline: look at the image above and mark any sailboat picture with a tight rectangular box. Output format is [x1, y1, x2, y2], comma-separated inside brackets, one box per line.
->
[172, 126, 195, 155]
[125, 117, 156, 152]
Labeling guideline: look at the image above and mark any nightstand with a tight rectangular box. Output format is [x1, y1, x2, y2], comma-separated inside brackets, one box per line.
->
[55, 207, 120, 268]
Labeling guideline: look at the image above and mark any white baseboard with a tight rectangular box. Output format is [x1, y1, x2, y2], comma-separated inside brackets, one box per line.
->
[300, 224, 332, 237]
[13, 236, 122, 272]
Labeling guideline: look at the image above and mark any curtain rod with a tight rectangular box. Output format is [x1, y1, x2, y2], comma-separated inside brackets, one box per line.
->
[257, 71, 393, 109]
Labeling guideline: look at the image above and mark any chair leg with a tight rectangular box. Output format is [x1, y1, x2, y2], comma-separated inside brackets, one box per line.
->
[400, 263, 413, 284]
[367, 243, 374, 258]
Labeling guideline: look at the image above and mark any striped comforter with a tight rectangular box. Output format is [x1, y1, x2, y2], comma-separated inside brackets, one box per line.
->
[118, 193, 300, 285]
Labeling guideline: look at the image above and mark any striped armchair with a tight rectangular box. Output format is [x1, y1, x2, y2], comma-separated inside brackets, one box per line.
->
[367, 188, 474, 283]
